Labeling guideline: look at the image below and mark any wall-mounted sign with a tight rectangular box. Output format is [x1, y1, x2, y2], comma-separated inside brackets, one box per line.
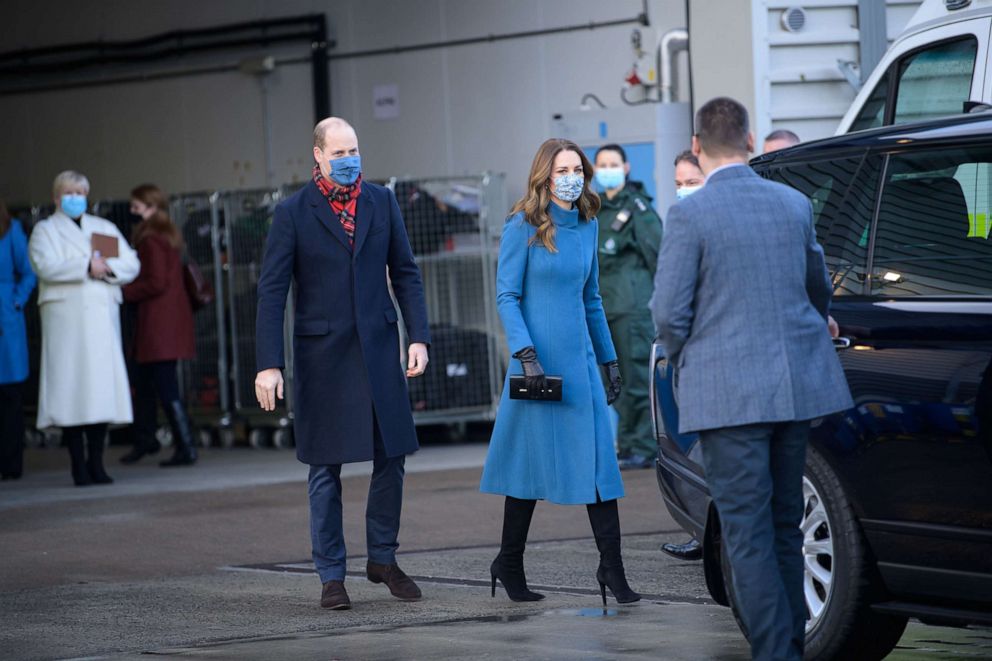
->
[373, 84, 400, 120]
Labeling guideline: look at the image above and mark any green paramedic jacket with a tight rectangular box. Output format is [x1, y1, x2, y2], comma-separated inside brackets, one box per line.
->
[597, 183, 663, 319]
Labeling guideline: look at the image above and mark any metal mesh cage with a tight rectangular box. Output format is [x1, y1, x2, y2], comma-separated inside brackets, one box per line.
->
[390, 174, 507, 424]
[170, 192, 227, 421]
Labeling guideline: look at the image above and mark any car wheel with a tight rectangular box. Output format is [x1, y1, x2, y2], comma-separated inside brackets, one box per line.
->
[719, 447, 908, 661]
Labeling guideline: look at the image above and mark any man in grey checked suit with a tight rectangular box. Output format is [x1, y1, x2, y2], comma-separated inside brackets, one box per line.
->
[651, 97, 852, 661]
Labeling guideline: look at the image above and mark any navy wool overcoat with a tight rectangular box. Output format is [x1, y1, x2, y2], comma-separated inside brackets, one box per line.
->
[256, 180, 430, 465]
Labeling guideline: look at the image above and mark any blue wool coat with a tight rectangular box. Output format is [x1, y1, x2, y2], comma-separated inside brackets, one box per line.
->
[480, 204, 624, 505]
[256, 180, 430, 466]
[0, 220, 37, 385]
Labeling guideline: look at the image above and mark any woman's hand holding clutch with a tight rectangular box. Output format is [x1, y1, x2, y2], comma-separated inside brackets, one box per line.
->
[513, 346, 548, 393]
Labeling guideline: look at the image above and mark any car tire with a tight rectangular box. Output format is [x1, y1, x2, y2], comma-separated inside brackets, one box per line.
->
[719, 446, 908, 661]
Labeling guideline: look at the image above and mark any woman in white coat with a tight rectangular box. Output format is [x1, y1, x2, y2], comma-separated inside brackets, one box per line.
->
[29, 171, 140, 486]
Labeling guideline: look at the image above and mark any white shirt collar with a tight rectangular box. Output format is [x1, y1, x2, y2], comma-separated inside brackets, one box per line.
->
[705, 162, 748, 183]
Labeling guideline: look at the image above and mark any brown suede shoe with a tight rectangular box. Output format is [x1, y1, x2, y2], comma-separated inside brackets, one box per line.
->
[366, 561, 422, 601]
[320, 580, 351, 610]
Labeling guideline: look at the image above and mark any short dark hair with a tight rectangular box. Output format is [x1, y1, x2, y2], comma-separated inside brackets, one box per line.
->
[673, 150, 699, 169]
[595, 143, 627, 163]
[694, 97, 750, 158]
[764, 129, 800, 145]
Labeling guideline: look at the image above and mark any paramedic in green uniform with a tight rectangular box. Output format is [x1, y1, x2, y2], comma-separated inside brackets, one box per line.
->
[593, 144, 663, 470]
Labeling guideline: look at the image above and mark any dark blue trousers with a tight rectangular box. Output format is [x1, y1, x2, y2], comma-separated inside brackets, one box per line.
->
[308, 426, 406, 583]
[699, 421, 808, 661]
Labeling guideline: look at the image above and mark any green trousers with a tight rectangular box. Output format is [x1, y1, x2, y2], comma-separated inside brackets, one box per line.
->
[607, 313, 656, 459]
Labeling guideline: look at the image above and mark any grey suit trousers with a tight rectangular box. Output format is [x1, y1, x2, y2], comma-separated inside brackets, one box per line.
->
[700, 421, 809, 661]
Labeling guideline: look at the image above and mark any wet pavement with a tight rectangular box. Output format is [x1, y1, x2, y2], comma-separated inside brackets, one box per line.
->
[1, 444, 989, 660]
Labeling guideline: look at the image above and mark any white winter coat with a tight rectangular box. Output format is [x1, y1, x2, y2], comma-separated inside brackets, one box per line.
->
[28, 211, 140, 429]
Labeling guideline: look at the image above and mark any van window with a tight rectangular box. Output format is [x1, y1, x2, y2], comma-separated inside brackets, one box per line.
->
[849, 37, 977, 132]
[872, 147, 992, 297]
[764, 155, 877, 295]
[893, 38, 978, 125]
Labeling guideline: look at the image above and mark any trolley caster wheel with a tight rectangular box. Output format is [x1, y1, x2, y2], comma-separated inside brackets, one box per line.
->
[447, 423, 468, 443]
[156, 425, 173, 447]
[273, 428, 294, 449]
[197, 429, 213, 448]
[24, 429, 44, 449]
[249, 428, 271, 449]
[218, 428, 236, 449]
[43, 429, 62, 449]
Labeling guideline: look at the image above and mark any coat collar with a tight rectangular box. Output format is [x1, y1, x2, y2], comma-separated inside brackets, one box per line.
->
[306, 179, 376, 255]
[50, 210, 92, 256]
[705, 163, 755, 186]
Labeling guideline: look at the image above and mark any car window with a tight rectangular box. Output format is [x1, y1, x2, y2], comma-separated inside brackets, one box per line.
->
[893, 38, 977, 125]
[764, 156, 876, 295]
[872, 146, 992, 296]
[848, 37, 977, 132]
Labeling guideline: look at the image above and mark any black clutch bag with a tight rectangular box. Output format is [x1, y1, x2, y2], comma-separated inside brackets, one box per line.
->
[509, 375, 563, 401]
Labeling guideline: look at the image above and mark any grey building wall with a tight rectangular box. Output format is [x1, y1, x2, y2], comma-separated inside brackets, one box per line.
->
[688, 0, 758, 133]
[0, 0, 687, 206]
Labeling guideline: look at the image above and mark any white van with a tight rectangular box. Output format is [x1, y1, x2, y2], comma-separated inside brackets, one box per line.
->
[837, 0, 992, 134]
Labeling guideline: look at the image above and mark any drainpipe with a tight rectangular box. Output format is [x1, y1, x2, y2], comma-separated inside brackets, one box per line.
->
[660, 28, 688, 103]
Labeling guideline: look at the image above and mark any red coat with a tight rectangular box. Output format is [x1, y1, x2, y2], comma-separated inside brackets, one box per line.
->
[123, 234, 195, 363]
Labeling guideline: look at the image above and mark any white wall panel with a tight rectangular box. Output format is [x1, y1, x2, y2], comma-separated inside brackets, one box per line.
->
[0, 0, 685, 205]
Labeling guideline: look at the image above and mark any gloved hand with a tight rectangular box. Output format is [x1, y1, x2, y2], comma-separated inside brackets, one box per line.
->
[513, 346, 548, 394]
[604, 361, 622, 405]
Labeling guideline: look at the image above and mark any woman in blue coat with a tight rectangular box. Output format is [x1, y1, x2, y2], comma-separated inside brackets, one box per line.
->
[0, 200, 37, 480]
[481, 139, 639, 605]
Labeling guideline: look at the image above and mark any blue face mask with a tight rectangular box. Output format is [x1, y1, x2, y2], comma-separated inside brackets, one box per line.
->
[329, 155, 362, 186]
[552, 173, 585, 202]
[61, 194, 87, 219]
[594, 167, 625, 190]
[675, 185, 702, 201]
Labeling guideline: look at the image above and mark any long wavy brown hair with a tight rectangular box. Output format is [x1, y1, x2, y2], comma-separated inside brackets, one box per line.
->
[130, 184, 182, 249]
[511, 138, 600, 252]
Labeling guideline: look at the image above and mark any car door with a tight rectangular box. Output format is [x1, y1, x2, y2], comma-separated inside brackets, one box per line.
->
[841, 142, 992, 604]
[839, 17, 990, 133]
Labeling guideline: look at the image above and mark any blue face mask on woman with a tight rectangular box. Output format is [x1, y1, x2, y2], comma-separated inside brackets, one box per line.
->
[552, 173, 585, 202]
[329, 155, 362, 186]
[594, 167, 625, 190]
[61, 194, 87, 219]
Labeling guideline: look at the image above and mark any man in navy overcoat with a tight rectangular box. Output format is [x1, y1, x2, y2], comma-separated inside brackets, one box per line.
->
[255, 117, 430, 610]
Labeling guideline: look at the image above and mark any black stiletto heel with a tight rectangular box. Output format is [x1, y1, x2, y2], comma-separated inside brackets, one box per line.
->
[599, 580, 607, 606]
[489, 556, 545, 602]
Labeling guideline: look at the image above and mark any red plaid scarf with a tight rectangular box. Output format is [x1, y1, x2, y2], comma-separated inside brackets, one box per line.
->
[313, 164, 362, 247]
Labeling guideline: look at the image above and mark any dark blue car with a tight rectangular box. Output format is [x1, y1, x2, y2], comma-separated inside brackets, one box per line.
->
[652, 112, 992, 661]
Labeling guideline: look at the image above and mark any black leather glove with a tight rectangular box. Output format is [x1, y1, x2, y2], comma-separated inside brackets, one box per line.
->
[604, 361, 622, 405]
[513, 346, 548, 393]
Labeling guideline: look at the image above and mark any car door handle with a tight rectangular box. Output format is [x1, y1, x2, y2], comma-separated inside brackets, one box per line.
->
[832, 336, 852, 350]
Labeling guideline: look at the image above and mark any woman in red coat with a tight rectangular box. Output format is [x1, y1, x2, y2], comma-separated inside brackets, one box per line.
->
[121, 184, 197, 466]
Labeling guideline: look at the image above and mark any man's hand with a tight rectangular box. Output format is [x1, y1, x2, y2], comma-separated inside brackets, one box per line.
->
[255, 368, 284, 411]
[827, 315, 840, 339]
[407, 343, 429, 377]
[89, 254, 111, 279]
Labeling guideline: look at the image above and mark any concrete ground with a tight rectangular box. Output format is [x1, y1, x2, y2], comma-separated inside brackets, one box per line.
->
[1, 441, 989, 660]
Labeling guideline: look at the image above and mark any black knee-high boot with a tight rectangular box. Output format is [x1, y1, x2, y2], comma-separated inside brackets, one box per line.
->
[85, 425, 113, 485]
[160, 401, 197, 467]
[64, 428, 91, 487]
[490, 496, 544, 602]
[587, 498, 640, 604]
